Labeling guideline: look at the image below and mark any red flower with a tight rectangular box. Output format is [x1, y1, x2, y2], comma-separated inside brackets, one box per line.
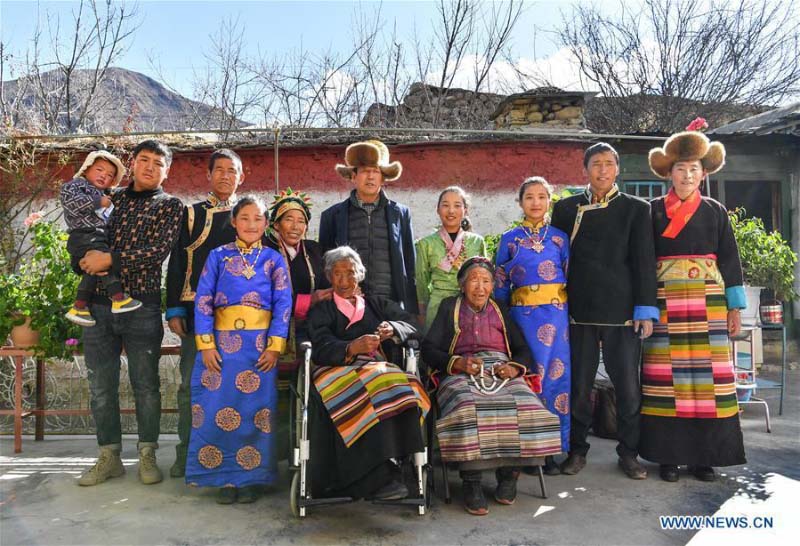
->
[686, 117, 709, 132]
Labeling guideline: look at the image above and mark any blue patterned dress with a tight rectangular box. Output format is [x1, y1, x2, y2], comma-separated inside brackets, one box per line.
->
[494, 221, 571, 452]
[186, 240, 292, 488]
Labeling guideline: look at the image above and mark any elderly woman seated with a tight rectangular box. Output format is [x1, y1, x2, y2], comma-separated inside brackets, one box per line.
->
[422, 257, 562, 516]
[306, 246, 430, 501]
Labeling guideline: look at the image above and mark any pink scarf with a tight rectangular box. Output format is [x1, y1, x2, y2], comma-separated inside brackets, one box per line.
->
[333, 292, 365, 330]
[437, 226, 465, 272]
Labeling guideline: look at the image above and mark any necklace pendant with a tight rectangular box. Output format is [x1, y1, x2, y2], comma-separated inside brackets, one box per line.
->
[532, 240, 545, 253]
[242, 265, 255, 279]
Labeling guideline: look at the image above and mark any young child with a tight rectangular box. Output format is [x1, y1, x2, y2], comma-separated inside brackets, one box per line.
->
[61, 150, 142, 326]
[186, 195, 292, 504]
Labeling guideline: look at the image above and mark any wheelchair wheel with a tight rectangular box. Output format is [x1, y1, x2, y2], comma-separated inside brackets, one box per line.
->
[290, 471, 303, 518]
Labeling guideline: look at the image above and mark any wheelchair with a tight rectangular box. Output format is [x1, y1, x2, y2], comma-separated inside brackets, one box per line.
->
[288, 339, 431, 517]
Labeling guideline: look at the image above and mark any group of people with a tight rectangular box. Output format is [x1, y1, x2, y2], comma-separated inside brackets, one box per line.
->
[61, 131, 747, 515]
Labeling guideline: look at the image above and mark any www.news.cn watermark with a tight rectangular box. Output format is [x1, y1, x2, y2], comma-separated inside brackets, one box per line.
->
[659, 515, 775, 530]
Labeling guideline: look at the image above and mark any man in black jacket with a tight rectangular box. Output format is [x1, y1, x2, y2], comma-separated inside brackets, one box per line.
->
[164, 148, 243, 478]
[318, 140, 418, 314]
[551, 142, 658, 480]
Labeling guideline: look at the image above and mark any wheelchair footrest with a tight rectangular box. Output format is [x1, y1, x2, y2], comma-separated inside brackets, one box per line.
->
[372, 497, 425, 506]
[300, 496, 354, 507]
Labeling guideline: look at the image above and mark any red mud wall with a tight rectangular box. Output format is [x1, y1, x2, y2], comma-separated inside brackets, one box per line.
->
[159, 140, 587, 195]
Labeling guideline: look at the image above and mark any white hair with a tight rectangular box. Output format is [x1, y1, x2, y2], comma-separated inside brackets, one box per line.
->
[323, 246, 366, 283]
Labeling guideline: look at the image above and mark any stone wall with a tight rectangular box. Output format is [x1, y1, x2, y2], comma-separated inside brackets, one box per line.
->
[492, 88, 588, 130]
[360, 83, 505, 129]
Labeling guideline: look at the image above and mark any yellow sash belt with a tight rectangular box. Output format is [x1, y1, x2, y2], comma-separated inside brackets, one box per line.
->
[214, 306, 272, 331]
[510, 284, 567, 306]
[656, 257, 725, 288]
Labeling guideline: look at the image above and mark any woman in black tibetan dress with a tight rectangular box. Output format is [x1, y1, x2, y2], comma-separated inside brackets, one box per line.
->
[266, 188, 331, 458]
[306, 246, 430, 500]
[640, 129, 747, 483]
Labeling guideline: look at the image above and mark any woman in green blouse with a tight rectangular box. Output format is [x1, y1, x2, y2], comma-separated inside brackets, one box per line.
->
[415, 186, 487, 332]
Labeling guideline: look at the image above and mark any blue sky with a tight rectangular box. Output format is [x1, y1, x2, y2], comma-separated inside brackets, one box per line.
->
[0, 0, 585, 97]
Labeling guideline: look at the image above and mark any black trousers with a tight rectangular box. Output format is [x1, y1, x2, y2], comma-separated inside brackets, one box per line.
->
[569, 324, 642, 458]
[67, 227, 122, 299]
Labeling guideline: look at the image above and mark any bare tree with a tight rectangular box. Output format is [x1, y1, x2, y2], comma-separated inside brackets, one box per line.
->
[190, 16, 265, 133]
[430, 0, 475, 125]
[470, 0, 523, 93]
[558, 0, 800, 133]
[2, 0, 140, 134]
[175, 0, 522, 130]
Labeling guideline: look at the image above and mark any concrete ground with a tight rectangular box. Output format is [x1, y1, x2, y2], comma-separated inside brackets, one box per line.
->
[2, 368, 798, 546]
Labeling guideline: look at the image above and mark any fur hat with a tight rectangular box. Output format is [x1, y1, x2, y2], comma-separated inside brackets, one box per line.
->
[648, 131, 726, 179]
[75, 150, 126, 187]
[335, 140, 402, 182]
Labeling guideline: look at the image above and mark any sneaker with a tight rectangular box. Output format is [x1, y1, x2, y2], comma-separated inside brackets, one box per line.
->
[370, 479, 409, 501]
[217, 487, 238, 504]
[111, 296, 142, 314]
[560, 453, 587, 475]
[138, 446, 163, 485]
[65, 306, 96, 327]
[77, 446, 124, 486]
[618, 454, 648, 480]
[689, 465, 716, 482]
[494, 468, 520, 505]
[462, 480, 488, 516]
[659, 464, 679, 482]
[237, 485, 262, 504]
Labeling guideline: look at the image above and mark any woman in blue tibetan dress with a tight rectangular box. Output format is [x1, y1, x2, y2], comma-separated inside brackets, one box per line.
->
[187, 196, 293, 504]
[494, 177, 570, 474]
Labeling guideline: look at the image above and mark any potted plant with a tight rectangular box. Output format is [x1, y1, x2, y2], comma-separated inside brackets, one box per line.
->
[729, 208, 798, 324]
[0, 214, 82, 359]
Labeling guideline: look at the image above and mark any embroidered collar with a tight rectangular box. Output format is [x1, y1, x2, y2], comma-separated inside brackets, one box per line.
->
[522, 219, 546, 230]
[207, 192, 237, 208]
[235, 238, 262, 254]
[585, 183, 619, 204]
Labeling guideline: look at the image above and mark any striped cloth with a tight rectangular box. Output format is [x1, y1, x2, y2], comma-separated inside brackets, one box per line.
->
[642, 257, 738, 419]
[313, 362, 430, 448]
[435, 352, 561, 463]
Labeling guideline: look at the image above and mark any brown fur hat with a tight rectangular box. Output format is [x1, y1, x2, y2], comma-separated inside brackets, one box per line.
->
[648, 131, 726, 179]
[335, 140, 402, 182]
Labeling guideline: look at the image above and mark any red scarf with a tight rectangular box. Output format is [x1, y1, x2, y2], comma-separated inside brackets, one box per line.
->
[662, 188, 701, 239]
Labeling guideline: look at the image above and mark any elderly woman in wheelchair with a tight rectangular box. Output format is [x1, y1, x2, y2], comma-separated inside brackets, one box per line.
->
[301, 246, 430, 505]
[422, 257, 562, 516]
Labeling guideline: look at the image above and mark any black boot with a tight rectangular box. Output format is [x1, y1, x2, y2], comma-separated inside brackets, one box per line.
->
[659, 464, 679, 482]
[689, 465, 716, 482]
[543, 455, 561, 476]
[460, 471, 488, 516]
[494, 467, 520, 505]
